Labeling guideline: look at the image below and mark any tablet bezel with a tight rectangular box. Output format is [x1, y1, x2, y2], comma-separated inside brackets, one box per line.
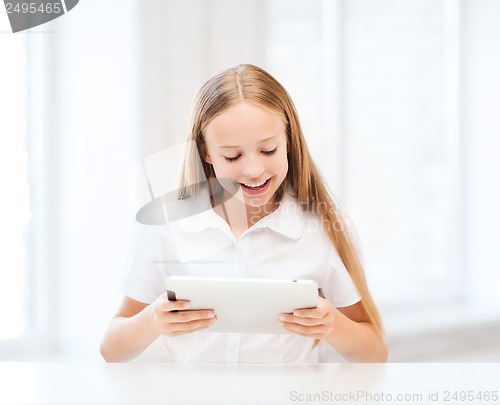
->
[164, 275, 319, 334]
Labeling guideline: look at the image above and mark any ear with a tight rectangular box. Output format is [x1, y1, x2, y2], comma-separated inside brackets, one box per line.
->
[200, 144, 213, 164]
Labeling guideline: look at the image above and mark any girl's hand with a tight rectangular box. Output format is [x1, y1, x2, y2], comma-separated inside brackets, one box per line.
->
[149, 293, 217, 337]
[278, 297, 338, 340]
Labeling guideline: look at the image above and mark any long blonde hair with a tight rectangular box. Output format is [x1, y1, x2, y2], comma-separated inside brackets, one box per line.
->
[179, 64, 383, 336]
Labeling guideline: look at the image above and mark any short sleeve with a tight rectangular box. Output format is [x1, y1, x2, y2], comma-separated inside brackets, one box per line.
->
[121, 223, 168, 304]
[321, 245, 361, 308]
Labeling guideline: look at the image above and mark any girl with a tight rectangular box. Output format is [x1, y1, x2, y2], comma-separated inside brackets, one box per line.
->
[100, 64, 387, 363]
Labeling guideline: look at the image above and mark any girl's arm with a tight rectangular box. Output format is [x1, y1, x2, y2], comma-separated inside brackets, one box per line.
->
[100, 295, 216, 362]
[279, 298, 388, 362]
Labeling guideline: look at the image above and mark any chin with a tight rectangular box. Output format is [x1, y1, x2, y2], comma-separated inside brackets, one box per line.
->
[243, 187, 280, 208]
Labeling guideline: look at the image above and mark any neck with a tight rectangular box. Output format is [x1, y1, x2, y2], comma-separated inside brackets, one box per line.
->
[216, 190, 278, 235]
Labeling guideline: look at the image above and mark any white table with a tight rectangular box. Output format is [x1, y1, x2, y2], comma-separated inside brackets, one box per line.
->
[0, 362, 499, 404]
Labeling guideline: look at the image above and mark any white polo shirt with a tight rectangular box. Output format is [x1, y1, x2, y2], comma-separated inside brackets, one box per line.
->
[122, 185, 361, 363]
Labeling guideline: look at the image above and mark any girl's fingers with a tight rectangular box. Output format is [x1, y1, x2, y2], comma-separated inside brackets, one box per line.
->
[158, 314, 217, 336]
[168, 309, 216, 324]
[159, 296, 215, 321]
[279, 321, 325, 339]
[169, 317, 217, 332]
[291, 297, 330, 318]
[168, 321, 217, 337]
[278, 298, 336, 339]
[279, 297, 333, 324]
[153, 295, 217, 336]
[160, 297, 191, 312]
[292, 308, 325, 319]
[279, 313, 323, 327]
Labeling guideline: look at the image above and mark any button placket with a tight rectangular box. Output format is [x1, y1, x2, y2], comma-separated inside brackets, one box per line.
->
[232, 241, 247, 276]
[225, 333, 240, 363]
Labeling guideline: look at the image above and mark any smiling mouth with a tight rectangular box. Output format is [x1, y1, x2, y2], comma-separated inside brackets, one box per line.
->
[239, 178, 271, 191]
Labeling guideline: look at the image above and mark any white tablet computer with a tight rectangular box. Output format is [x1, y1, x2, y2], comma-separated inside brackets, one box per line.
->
[164, 275, 319, 334]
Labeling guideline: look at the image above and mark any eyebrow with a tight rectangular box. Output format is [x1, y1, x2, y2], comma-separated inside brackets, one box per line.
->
[218, 135, 280, 149]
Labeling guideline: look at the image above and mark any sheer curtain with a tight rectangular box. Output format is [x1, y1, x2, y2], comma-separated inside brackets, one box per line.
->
[265, 0, 463, 310]
[1, 0, 139, 359]
[0, 18, 30, 341]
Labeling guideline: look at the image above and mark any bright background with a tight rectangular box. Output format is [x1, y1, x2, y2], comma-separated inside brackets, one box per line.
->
[1, 0, 499, 362]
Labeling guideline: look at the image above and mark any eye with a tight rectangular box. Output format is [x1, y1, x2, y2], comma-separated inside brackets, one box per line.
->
[262, 147, 277, 156]
[224, 155, 241, 162]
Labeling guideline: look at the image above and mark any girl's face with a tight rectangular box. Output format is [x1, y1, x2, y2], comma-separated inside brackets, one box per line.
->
[202, 102, 289, 209]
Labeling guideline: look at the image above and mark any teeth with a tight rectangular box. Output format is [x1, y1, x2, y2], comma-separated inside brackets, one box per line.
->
[242, 179, 268, 188]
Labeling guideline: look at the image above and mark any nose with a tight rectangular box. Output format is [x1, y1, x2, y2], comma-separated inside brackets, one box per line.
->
[242, 154, 265, 178]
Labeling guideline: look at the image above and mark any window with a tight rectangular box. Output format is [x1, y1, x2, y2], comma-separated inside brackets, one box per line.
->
[266, 0, 464, 312]
[341, 0, 458, 308]
[0, 2, 138, 359]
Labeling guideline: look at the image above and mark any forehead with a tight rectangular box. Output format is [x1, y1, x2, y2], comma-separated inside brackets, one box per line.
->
[204, 103, 285, 145]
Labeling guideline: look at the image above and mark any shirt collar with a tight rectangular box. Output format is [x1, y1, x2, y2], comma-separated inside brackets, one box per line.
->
[171, 185, 226, 233]
[250, 193, 304, 240]
[173, 185, 304, 240]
